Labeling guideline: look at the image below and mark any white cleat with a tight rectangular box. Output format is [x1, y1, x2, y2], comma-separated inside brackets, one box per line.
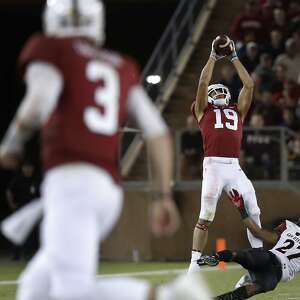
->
[234, 273, 252, 289]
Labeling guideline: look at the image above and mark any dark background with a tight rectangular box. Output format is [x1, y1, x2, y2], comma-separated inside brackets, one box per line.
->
[0, 0, 178, 222]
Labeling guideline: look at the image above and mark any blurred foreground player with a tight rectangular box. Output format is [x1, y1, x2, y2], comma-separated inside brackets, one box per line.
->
[6, 161, 40, 260]
[201, 190, 300, 299]
[0, 1, 211, 299]
[188, 37, 262, 275]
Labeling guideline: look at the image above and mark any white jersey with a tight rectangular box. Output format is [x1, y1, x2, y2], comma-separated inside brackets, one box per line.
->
[270, 220, 300, 282]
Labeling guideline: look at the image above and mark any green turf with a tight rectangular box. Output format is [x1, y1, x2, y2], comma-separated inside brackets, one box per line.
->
[0, 261, 299, 299]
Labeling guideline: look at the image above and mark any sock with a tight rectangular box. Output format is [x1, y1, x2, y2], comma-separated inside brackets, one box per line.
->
[217, 250, 234, 262]
[187, 250, 202, 273]
[191, 250, 202, 262]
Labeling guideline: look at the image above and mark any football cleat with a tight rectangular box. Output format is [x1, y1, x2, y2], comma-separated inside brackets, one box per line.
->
[234, 273, 253, 289]
[197, 254, 219, 267]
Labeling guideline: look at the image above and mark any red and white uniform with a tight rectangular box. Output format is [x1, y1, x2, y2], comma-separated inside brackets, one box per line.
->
[16, 34, 167, 300]
[194, 104, 243, 158]
[191, 102, 261, 239]
[19, 34, 141, 183]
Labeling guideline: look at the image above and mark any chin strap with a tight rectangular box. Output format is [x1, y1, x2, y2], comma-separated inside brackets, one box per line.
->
[213, 99, 228, 106]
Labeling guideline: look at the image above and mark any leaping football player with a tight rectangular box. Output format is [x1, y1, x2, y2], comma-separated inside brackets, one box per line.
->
[188, 37, 263, 283]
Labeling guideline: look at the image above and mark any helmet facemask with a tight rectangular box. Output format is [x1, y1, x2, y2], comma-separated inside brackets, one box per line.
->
[208, 84, 231, 106]
[43, 0, 105, 46]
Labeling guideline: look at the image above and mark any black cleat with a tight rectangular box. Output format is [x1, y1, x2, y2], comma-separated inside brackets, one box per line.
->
[197, 254, 220, 267]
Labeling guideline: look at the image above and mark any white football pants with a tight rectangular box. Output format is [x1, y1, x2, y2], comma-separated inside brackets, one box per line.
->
[199, 157, 262, 248]
[16, 163, 150, 300]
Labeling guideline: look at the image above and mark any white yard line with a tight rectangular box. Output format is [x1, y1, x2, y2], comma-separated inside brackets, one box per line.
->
[0, 264, 242, 286]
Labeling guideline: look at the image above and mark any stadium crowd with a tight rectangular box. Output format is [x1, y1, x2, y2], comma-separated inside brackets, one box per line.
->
[181, 0, 300, 180]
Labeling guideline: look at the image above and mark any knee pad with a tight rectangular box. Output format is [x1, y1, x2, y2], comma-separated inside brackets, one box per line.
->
[255, 280, 277, 293]
[199, 196, 218, 222]
[251, 269, 278, 293]
[243, 189, 261, 216]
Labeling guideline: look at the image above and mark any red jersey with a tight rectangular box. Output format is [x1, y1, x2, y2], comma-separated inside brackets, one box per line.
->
[191, 103, 243, 158]
[19, 34, 140, 183]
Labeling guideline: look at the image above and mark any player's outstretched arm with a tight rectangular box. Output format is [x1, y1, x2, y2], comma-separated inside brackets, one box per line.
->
[194, 39, 222, 121]
[229, 41, 254, 121]
[228, 189, 279, 244]
[243, 217, 279, 245]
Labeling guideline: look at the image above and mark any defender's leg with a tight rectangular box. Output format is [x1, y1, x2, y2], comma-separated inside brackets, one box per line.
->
[16, 250, 50, 300]
[216, 284, 262, 300]
[218, 248, 272, 271]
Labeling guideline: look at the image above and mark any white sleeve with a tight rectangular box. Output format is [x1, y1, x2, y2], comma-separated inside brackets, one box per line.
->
[127, 85, 168, 138]
[18, 62, 64, 126]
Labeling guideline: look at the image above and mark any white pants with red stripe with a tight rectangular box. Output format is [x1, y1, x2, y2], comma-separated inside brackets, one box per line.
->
[199, 157, 262, 248]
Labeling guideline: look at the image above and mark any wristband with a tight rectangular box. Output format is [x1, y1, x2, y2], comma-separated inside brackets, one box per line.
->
[231, 55, 238, 62]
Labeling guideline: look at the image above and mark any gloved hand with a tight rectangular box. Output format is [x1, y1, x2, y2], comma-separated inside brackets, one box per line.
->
[228, 189, 248, 219]
[210, 39, 226, 61]
[229, 40, 238, 62]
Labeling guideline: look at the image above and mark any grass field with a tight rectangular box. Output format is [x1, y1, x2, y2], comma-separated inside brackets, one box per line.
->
[0, 261, 299, 299]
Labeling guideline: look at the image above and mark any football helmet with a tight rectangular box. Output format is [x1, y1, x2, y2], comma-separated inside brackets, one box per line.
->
[43, 0, 105, 45]
[207, 83, 231, 106]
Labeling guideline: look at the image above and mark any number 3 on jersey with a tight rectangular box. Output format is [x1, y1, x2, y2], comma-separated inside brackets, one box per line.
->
[214, 108, 238, 131]
[84, 61, 120, 136]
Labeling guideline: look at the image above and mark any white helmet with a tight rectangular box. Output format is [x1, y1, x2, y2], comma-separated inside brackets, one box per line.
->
[43, 0, 105, 45]
[207, 83, 231, 106]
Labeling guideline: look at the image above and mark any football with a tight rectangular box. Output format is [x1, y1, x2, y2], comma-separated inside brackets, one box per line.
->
[213, 34, 233, 56]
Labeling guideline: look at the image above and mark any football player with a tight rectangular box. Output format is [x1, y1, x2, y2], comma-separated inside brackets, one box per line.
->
[188, 37, 262, 278]
[201, 190, 300, 300]
[0, 1, 211, 299]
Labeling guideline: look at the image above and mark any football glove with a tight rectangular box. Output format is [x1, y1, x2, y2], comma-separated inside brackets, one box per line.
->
[228, 189, 248, 219]
[229, 40, 238, 62]
[210, 39, 226, 61]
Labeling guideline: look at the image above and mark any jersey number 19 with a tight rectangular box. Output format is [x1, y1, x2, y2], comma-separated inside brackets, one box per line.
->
[214, 108, 238, 131]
